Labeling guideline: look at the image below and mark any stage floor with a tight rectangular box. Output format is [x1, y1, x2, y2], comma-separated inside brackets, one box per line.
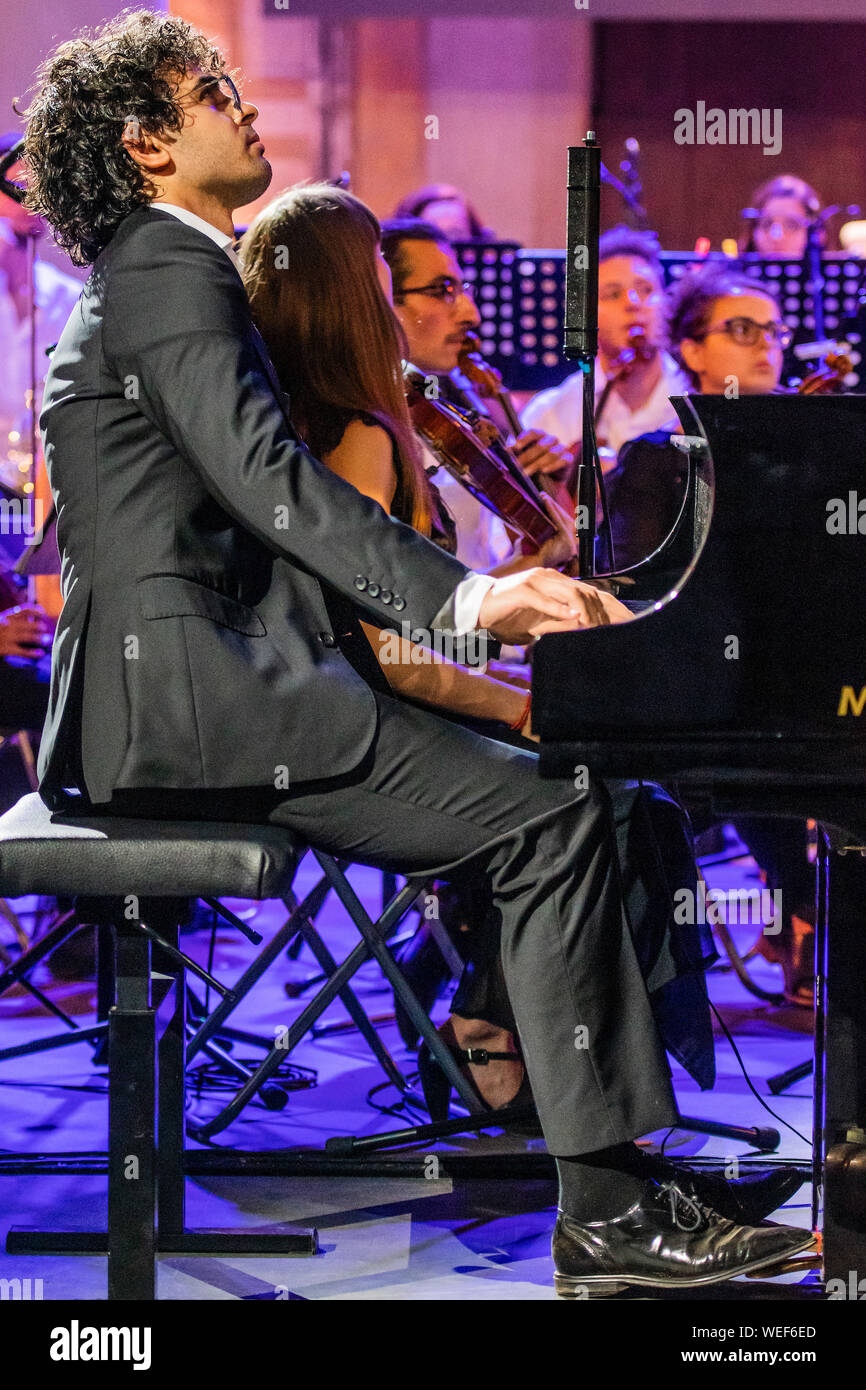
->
[0, 832, 818, 1301]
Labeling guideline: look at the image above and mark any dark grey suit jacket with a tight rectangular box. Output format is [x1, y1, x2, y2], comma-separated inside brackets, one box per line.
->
[38, 206, 468, 809]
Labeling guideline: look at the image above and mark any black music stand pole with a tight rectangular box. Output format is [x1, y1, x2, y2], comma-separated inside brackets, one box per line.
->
[564, 135, 614, 578]
[804, 217, 826, 345]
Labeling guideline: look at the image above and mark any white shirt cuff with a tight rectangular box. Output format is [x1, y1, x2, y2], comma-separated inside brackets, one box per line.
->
[431, 572, 496, 636]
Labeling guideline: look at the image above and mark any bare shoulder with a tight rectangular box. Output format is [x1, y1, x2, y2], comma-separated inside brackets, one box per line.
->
[338, 417, 394, 457]
[322, 417, 397, 510]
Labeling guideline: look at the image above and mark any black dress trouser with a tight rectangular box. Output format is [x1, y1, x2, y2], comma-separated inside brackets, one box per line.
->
[100, 689, 693, 1155]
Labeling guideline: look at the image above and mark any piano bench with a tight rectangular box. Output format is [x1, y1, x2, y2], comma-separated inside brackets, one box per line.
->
[0, 792, 486, 1300]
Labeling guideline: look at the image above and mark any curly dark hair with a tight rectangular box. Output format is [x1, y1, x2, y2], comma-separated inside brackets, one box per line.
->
[667, 265, 780, 386]
[23, 8, 225, 266]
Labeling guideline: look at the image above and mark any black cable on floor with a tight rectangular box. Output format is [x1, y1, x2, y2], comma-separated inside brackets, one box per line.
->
[186, 1057, 317, 1102]
[660, 999, 810, 1159]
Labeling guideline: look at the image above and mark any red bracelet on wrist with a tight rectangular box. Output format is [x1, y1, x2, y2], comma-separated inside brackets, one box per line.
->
[509, 692, 532, 733]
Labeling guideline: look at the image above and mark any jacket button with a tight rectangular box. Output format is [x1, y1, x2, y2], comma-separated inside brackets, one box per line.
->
[393, 596, 406, 611]
[353, 575, 368, 591]
[318, 632, 336, 648]
[381, 590, 392, 604]
[367, 582, 380, 598]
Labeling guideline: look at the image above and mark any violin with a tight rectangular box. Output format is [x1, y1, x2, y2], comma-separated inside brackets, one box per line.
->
[796, 349, 852, 395]
[456, 331, 575, 517]
[405, 370, 560, 551]
[456, 331, 523, 437]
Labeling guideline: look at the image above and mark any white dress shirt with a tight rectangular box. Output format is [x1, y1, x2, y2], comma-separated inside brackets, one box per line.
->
[153, 202, 491, 639]
[153, 201, 243, 275]
[522, 352, 689, 457]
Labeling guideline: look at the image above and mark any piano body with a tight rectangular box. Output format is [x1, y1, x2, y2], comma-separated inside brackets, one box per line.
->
[534, 393, 866, 1285]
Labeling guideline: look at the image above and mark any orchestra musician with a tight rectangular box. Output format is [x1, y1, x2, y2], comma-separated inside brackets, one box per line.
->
[0, 132, 81, 466]
[0, 131, 71, 741]
[391, 184, 494, 243]
[381, 216, 574, 571]
[522, 227, 690, 472]
[738, 174, 823, 258]
[24, 9, 812, 1293]
[607, 265, 791, 571]
[0, 596, 52, 744]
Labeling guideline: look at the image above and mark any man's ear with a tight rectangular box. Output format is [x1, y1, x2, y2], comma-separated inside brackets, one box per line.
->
[679, 337, 704, 378]
[121, 123, 173, 177]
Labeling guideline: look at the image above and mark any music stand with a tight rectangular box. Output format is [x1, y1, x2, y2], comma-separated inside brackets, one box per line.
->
[454, 244, 866, 393]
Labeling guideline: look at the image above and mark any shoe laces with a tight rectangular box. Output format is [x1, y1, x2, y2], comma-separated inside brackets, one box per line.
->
[655, 1180, 716, 1233]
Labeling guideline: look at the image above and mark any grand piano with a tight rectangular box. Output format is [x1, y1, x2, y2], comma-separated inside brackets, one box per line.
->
[533, 393, 866, 1287]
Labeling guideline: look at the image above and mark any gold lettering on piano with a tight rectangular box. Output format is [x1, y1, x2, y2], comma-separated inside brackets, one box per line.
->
[838, 686, 866, 717]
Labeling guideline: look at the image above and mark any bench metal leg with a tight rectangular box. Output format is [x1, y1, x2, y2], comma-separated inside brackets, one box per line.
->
[108, 923, 157, 1300]
[154, 927, 186, 1240]
[189, 873, 430, 1139]
[185, 875, 330, 1061]
[295, 912, 405, 1090]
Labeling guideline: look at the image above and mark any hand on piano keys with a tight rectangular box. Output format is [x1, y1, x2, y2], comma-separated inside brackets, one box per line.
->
[478, 567, 633, 646]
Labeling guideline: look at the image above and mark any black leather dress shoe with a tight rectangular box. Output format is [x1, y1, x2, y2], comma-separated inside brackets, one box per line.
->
[657, 1162, 807, 1226]
[552, 1180, 816, 1297]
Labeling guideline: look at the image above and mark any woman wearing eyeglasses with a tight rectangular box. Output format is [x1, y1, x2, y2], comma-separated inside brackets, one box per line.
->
[739, 175, 823, 259]
[671, 270, 791, 394]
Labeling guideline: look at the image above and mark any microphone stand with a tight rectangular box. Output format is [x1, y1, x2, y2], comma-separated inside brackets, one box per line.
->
[803, 214, 826, 345]
[600, 137, 647, 231]
[564, 133, 614, 578]
[802, 204, 859, 351]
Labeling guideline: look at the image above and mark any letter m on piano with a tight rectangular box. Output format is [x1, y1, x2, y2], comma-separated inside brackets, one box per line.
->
[838, 686, 866, 716]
